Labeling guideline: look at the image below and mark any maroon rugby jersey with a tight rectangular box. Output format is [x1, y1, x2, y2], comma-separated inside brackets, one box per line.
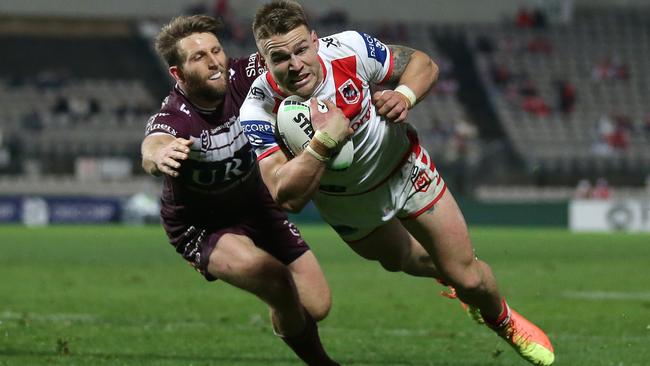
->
[145, 54, 268, 219]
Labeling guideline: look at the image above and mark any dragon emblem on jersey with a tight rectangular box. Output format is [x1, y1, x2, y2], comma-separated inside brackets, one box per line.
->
[338, 79, 361, 105]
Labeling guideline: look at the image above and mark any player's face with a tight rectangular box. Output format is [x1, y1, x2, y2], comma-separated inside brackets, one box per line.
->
[176, 32, 228, 107]
[258, 25, 322, 98]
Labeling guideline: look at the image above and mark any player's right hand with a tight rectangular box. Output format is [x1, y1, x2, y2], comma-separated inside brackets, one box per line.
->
[154, 137, 193, 177]
[309, 99, 353, 144]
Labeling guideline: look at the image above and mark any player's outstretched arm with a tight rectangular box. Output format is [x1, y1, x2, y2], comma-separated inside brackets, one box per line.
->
[372, 45, 439, 123]
[141, 134, 192, 177]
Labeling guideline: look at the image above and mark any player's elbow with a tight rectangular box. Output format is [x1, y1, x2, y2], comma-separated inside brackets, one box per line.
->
[278, 198, 306, 214]
[283, 205, 302, 214]
[275, 190, 307, 213]
[430, 59, 439, 83]
[270, 180, 309, 213]
[423, 55, 439, 85]
[417, 55, 439, 98]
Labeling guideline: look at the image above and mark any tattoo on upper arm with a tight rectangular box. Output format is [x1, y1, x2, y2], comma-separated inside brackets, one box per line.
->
[387, 45, 415, 84]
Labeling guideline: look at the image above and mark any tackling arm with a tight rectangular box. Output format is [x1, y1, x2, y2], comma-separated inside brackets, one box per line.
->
[141, 134, 192, 177]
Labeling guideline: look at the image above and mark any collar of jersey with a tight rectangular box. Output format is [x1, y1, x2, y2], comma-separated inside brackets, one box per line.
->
[266, 55, 327, 98]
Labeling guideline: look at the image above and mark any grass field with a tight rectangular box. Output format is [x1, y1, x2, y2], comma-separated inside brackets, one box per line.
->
[1, 224, 649, 365]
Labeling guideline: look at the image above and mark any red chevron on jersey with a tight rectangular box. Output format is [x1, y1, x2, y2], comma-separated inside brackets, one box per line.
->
[332, 56, 363, 119]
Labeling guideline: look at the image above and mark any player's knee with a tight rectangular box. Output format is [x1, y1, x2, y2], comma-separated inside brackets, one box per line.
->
[258, 267, 300, 306]
[455, 274, 483, 293]
[308, 297, 332, 322]
[379, 250, 421, 273]
[440, 266, 483, 293]
[229, 256, 294, 292]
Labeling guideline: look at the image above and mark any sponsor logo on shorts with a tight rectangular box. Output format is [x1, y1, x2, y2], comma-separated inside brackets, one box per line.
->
[181, 226, 204, 268]
[410, 166, 432, 193]
[284, 220, 301, 237]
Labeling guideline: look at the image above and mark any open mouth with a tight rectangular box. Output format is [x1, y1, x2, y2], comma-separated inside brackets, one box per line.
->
[292, 74, 310, 88]
[209, 71, 222, 80]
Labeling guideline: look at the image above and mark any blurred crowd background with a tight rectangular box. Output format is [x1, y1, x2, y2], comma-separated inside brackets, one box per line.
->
[0, 0, 648, 225]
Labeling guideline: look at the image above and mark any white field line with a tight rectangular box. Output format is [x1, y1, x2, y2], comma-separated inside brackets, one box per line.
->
[562, 291, 650, 301]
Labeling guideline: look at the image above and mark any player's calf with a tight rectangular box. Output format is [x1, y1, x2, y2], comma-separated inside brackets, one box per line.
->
[279, 311, 341, 366]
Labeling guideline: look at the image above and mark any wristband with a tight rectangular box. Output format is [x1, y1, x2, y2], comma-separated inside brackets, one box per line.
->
[304, 145, 330, 162]
[314, 130, 338, 149]
[310, 138, 333, 157]
[394, 85, 417, 109]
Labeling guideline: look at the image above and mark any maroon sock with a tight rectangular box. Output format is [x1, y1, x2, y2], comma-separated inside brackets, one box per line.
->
[483, 299, 511, 329]
[281, 312, 339, 366]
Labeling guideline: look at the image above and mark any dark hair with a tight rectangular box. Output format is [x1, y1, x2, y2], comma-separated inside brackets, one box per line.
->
[252, 0, 309, 41]
[155, 15, 223, 67]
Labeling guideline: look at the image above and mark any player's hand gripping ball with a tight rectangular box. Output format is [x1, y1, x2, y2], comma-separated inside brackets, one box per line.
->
[275, 96, 354, 170]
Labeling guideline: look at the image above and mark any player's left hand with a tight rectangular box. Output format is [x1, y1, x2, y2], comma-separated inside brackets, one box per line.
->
[372, 90, 410, 123]
[310, 98, 353, 143]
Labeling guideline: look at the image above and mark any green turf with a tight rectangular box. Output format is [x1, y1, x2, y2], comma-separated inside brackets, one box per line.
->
[1, 225, 649, 365]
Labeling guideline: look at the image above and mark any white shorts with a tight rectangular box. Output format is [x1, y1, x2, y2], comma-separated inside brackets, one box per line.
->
[313, 141, 447, 242]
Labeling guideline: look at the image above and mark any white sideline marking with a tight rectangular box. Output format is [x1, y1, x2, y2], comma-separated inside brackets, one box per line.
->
[562, 291, 650, 301]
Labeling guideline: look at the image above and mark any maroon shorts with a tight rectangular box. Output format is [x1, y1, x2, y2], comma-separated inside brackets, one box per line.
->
[161, 205, 309, 281]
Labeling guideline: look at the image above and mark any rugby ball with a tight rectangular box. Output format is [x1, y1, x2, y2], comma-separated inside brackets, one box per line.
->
[275, 96, 353, 170]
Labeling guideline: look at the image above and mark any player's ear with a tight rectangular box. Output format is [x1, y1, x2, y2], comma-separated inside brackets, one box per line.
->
[311, 30, 319, 50]
[169, 66, 183, 83]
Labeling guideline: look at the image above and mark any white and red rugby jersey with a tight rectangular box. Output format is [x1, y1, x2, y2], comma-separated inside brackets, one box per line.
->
[240, 31, 412, 195]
